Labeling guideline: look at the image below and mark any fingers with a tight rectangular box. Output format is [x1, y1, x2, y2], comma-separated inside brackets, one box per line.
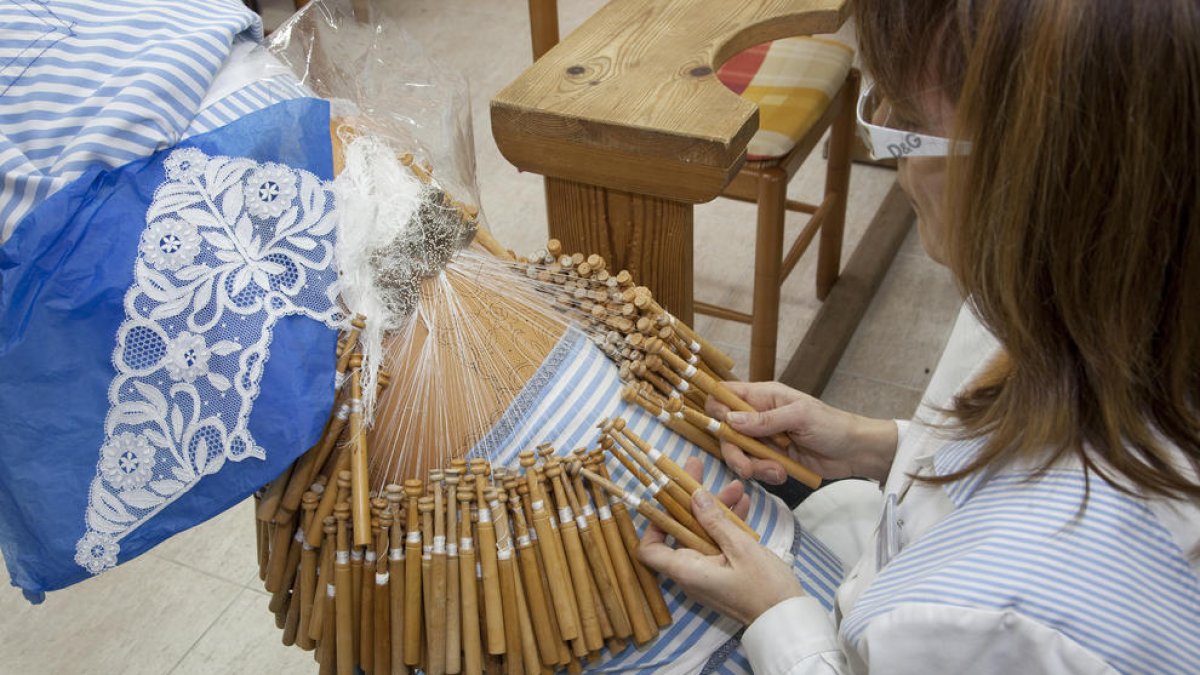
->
[683, 456, 704, 482]
[690, 488, 755, 554]
[721, 438, 786, 484]
[733, 493, 750, 520]
[714, 479, 744, 509]
[721, 380, 803, 411]
[724, 402, 801, 440]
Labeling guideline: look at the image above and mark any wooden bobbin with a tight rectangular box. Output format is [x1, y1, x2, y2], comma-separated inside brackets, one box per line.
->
[402, 480, 425, 668]
[372, 504, 391, 675]
[317, 517, 339, 675]
[347, 356, 372, 548]
[296, 491, 321, 651]
[598, 429, 715, 550]
[505, 481, 560, 667]
[588, 453, 671, 629]
[456, 478, 484, 675]
[419, 493, 445, 675]
[487, 485, 526, 674]
[574, 465, 719, 557]
[620, 385, 722, 459]
[647, 338, 794, 450]
[669, 398, 822, 489]
[469, 460, 507, 656]
[561, 453, 633, 641]
[427, 471, 449, 675]
[544, 460, 605, 652]
[580, 453, 659, 645]
[333, 504, 356, 675]
[609, 418, 757, 540]
[385, 485, 410, 674]
[444, 469, 464, 674]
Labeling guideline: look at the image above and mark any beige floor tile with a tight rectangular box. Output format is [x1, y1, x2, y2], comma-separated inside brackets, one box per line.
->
[168, 587, 318, 675]
[0, 554, 239, 675]
[820, 371, 925, 421]
[152, 498, 261, 588]
[834, 250, 962, 391]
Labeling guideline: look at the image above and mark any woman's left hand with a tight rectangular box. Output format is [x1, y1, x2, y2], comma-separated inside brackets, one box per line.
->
[637, 458, 806, 625]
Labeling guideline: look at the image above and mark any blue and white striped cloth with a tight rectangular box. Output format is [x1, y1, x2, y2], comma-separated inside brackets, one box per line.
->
[470, 329, 845, 673]
[843, 436, 1200, 675]
[0, 0, 308, 241]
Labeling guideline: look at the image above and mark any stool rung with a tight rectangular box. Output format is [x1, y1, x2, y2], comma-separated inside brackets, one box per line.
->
[694, 301, 753, 324]
[780, 193, 837, 284]
[785, 199, 819, 214]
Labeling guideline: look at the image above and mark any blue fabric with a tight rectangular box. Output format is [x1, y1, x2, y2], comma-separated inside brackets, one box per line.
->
[0, 98, 338, 601]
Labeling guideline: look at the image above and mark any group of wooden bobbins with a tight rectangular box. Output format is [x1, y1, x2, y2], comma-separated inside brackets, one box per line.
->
[512, 240, 820, 491]
[515, 239, 736, 384]
[253, 418, 751, 675]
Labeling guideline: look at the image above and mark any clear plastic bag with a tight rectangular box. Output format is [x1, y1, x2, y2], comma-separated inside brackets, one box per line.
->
[266, 0, 481, 215]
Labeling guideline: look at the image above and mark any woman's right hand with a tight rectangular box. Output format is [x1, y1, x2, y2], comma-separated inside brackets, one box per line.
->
[707, 381, 899, 484]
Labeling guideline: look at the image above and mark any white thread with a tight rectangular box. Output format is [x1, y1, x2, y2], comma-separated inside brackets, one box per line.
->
[327, 583, 336, 598]
[549, 515, 559, 529]
[497, 548, 513, 561]
[375, 572, 389, 585]
[348, 400, 363, 414]
[478, 508, 492, 523]
[690, 340, 701, 352]
[351, 550, 363, 562]
[683, 364, 697, 378]
[293, 528, 305, 543]
[433, 535, 447, 554]
[706, 419, 721, 433]
[476, 561, 482, 578]
[597, 506, 613, 520]
[460, 536, 474, 551]
[335, 403, 350, 420]
[623, 494, 641, 510]
[532, 499, 545, 511]
[365, 551, 376, 563]
[528, 529, 538, 542]
[302, 543, 314, 551]
[336, 552, 349, 565]
[581, 504, 595, 518]
[648, 447, 663, 462]
[669, 389, 681, 399]
[676, 380, 690, 392]
[687, 354, 699, 365]
[517, 535, 531, 547]
[657, 411, 671, 423]
[407, 531, 421, 544]
[389, 548, 404, 561]
[575, 515, 588, 530]
[447, 544, 458, 557]
[334, 371, 346, 389]
[558, 507, 573, 523]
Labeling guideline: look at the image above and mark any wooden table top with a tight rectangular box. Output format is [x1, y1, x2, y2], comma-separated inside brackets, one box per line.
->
[491, 0, 849, 203]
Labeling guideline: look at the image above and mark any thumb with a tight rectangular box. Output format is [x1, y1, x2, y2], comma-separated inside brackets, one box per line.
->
[725, 406, 793, 438]
[691, 489, 751, 554]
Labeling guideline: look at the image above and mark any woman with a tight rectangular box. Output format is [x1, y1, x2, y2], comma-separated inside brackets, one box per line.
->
[639, 1, 1200, 673]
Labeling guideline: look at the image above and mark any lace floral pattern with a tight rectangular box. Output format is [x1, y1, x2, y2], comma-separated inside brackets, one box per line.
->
[75, 147, 342, 575]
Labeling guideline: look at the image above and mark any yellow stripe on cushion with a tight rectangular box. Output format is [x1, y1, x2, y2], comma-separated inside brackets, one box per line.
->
[734, 36, 853, 159]
[742, 86, 831, 159]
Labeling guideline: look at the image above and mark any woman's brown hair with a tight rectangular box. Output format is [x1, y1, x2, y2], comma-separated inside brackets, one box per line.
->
[856, 0, 1200, 499]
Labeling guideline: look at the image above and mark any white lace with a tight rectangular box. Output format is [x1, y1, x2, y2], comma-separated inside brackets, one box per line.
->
[74, 147, 341, 574]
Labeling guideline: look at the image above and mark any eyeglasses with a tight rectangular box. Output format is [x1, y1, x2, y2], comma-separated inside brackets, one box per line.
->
[856, 80, 967, 160]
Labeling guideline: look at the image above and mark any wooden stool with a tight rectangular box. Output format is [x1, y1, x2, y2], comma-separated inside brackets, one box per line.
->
[497, 0, 907, 395]
[703, 37, 859, 381]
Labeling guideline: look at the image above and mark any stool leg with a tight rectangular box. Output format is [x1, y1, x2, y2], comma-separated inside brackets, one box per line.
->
[816, 70, 861, 301]
[750, 167, 788, 382]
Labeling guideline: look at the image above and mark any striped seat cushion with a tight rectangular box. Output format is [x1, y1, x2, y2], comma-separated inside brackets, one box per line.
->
[717, 36, 854, 161]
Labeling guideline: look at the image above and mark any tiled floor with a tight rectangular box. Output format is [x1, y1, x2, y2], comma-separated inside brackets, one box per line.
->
[0, 1, 962, 672]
